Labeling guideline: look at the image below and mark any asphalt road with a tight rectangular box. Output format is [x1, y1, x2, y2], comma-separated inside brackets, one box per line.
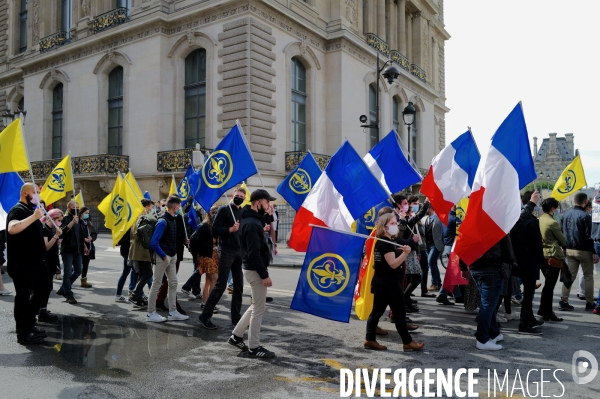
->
[1, 234, 599, 399]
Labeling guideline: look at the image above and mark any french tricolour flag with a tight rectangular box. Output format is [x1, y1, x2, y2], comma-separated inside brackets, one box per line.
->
[288, 141, 389, 252]
[421, 130, 480, 225]
[454, 103, 537, 265]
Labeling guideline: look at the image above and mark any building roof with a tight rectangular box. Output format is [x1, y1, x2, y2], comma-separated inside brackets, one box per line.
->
[535, 137, 573, 163]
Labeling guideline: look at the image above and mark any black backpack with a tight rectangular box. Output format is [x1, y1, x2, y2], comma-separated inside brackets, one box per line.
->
[188, 223, 204, 257]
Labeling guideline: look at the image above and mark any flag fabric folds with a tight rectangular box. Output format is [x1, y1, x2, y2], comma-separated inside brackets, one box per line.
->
[125, 171, 143, 200]
[99, 174, 144, 247]
[39, 154, 73, 205]
[169, 175, 177, 196]
[551, 154, 587, 201]
[239, 182, 252, 207]
[363, 130, 422, 194]
[0, 118, 30, 173]
[290, 227, 365, 323]
[143, 191, 152, 200]
[188, 201, 199, 231]
[421, 130, 480, 225]
[354, 199, 391, 236]
[193, 124, 258, 212]
[441, 197, 470, 292]
[177, 166, 195, 208]
[74, 190, 85, 208]
[288, 141, 389, 252]
[455, 103, 536, 265]
[353, 230, 377, 320]
[98, 174, 122, 231]
[0, 172, 24, 228]
[276, 152, 322, 211]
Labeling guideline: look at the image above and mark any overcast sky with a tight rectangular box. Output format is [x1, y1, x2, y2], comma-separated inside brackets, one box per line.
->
[444, 1, 600, 187]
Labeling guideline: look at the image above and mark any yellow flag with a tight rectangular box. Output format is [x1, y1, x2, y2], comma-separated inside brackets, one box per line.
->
[240, 182, 252, 207]
[455, 197, 469, 236]
[111, 175, 144, 247]
[169, 175, 177, 196]
[125, 171, 143, 199]
[98, 174, 123, 230]
[39, 154, 74, 205]
[0, 118, 30, 173]
[551, 155, 587, 201]
[74, 191, 84, 208]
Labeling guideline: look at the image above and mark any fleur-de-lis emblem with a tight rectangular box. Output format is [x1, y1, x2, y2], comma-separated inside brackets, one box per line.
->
[289, 168, 312, 194]
[558, 170, 577, 194]
[111, 195, 128, 227]
[208, 156, 228, 183]
[178, 178, 190, 200]
[311, 260, 346, 289]
[292, 173, 309, 190]
[364, 207, 376, 223]
[49, 168, 66, 192]
[202, 150, 233, 189]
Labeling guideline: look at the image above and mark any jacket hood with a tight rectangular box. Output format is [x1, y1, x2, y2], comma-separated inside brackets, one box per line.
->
[241, 206, 266, 222]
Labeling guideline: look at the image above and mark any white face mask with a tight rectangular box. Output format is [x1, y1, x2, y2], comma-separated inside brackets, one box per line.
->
[386, 224, 399, 236]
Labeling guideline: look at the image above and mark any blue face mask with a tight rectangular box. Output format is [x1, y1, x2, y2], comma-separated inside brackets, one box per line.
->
[83, 214, 89, 220]
[554, 209, 561, 217]
[411, 205, 419, 213]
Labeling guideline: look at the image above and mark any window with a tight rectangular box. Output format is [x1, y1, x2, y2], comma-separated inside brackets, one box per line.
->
[52, 84, 63, 159]
[392, 97, 400, 132]
[291, 57, 307, 152]
[18, 97, 24, 112]
[19, 0, 28, 53]
[184, 49, 207, 149]
[61, 0, 72, 35]
[368, 84, 378, 148]
[108, 66, 124, 155]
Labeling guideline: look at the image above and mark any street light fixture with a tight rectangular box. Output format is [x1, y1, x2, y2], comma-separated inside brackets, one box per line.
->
[402, 101, 417, 164]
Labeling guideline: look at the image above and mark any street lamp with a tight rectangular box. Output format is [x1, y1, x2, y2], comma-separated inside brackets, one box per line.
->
[359, 52, 401, 143]
[402, 101, 416, 164]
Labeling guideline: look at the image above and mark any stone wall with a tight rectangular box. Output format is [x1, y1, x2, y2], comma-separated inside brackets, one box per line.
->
[0, 0, 7, 64]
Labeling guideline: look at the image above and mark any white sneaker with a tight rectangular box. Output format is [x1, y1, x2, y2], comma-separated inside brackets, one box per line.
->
[181, 289, 195, 299]
[115, 295, 128, 302]
[146, 312, 167, 323]
[505, 312, 520, 321]
[476, 340, 503, 351]
[492, 334, 504, 343]
[0, 289, 12, 296]
[168, 310, 189, 321]
[496, 314, 507, 323]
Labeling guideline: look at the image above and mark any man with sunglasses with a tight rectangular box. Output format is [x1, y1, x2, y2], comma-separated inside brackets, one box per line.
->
[198, 186, 247, 329]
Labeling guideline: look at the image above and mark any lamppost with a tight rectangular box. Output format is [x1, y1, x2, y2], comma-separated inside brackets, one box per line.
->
[1, 108, 26, 127]
[402, 101, 416, 165]
[359, 52, 401, 144]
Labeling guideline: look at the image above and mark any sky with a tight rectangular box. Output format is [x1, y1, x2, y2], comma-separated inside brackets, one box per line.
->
[444, 1, 600, 187]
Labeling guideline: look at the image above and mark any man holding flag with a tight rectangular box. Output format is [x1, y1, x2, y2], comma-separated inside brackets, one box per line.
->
[57, 201, 84, 304]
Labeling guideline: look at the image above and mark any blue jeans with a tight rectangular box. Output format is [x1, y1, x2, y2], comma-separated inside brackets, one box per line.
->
[117, 258, 151, 296]
[427, 246, 442, 287]
[227, 271, 233, 288]
[61, 252, 83, 298]
[182, 268, 202, 296]
[471, 269, 504, 344]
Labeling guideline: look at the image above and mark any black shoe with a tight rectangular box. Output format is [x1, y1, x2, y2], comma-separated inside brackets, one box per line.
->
[17, 333, 45, 345]
[248, 346, 275, 358]
[156, 302, 168, 312]
[31, 326, 47, 338]
[198, 315, 217, 330]
[455, 297, 465, 304]
[421, 293, 436, 298]
[128, 298, 147, 309]
[518, 325, 543, 335]
[558, 301, 574, 311]
[541, 313, 563, 322]
[228, 335, 249, 351]
[266, 297, 273, 303]
[56, 288, 65, 297]
[585, 302, 595, 311]
[405, 317, 413, 323]
[577, 294, 586, 301]
[66, 297, 77, 304]
[406, 304, 420, 313]
[531, 318, 545, 328]
[176, 306, 188, 316]
[38, 309, 58, 322]
[436, 296, 454, 306]
[410, 298, 418, 304]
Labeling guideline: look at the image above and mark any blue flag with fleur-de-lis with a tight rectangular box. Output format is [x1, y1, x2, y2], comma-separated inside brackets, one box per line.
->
[193, 124, 258, 211]
[177, 165, 195, 208]
[276, 152, 322, 211]
[291, 227, 365, 323]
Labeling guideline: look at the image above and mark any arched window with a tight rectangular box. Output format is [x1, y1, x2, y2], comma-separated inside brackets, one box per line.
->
[184, 49, 206, 149]
[291, 57, 306, 152]
[108, 66, 124, 155]
[18, 97, 24, 112]
[52, 84, 63, 159]
[392, 97, 400, 132]
[19, 0, 27, 53]
[368, 84, 378, 148]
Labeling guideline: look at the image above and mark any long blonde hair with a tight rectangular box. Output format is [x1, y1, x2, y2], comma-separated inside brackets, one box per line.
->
[375, 213, 396, 238]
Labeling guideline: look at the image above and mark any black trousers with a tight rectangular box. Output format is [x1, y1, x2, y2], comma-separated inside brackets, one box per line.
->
[82, 255, 91, 278]
[366, 280, 413, 344]
[12, 263, 50, 337]
[201, 249, 243, 321]
[419, 250, 429, 295]
[519, 277, 536, 326]
[539, 265, 561, 316]
[404, 273, 422, 298]
[131, 261, 153, 301]
[40, 263, 56, 309]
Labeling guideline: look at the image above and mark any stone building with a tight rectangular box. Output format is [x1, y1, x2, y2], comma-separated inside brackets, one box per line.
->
[533, 133, 578, 181]
[0, 0, 449, 212]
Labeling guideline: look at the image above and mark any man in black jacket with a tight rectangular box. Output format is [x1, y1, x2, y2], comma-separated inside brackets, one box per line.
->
[57, 200, 82, 304]
[198, 186, 246, 329]
[229, 189, 276, 358]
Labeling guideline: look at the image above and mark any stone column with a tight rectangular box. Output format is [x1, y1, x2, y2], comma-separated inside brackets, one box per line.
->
[398, 0, 406, 54]
[406, 13, 413, 61]
[368, 0, 376, 33]
[388, 0, 397, 50]
[377, 0, 386, 40]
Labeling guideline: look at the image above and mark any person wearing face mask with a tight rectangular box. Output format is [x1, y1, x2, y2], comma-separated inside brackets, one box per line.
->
[128, 199, 156, 309]
[198, 186, 247, 330]
[6, 183, 48, 344]
[57, 200, 83, 304]
[40, 208, 64, 321]
[424, 205, 445, 294]
[364, 213, 424, 352]
[78, 207, 96, 289]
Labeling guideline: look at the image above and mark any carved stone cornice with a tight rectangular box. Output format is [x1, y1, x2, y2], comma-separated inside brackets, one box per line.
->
[157, 178, 170, 195]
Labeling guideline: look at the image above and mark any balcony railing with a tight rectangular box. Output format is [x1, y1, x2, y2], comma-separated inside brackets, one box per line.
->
[365, 33, 390, 57]
[285, 151, 331, 172]
[157, 148, 213, 172]
[91, 8, 129, 34]
[410, 64, 427, 83]
[390, 50, 410, 72]
[39, 31, 69, 53]
[19, 154, 129, 181]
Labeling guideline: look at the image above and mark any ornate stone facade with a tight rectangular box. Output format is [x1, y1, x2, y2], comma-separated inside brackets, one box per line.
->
[533, 133, 577, 181]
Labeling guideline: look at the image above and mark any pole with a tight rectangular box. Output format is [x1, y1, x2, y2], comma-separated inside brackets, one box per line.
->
[236, 119, 265, 189]
[69, 151, 77, 215]
[376, 52, 380, 144]
[309, 224, 405, 248]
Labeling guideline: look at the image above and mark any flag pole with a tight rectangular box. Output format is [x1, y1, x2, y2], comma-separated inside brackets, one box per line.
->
[309, 224, 405, 248]
[236, 119, 265, 189]
[68, 151, 78, 215]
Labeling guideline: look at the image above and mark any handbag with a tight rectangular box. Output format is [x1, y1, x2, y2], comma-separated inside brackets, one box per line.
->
[560, 263, 573, 289]
[498, 263, 511, 279]
[547, 257, 563, 269]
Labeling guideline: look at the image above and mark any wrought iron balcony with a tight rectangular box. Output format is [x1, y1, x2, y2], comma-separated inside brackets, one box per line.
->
[410, 64, 427, 83]
[91, 8, 129, 34]
[39, 31, 69, 53]
[19, 154, 129, 181]
[390, 50, 410, 72]
[157, 148, 212, 172]
[365, 33, 389, 57]
[285, 151, 331, 172]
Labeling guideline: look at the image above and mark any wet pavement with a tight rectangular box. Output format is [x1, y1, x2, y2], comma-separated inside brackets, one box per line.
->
[1, 234, 599, 398]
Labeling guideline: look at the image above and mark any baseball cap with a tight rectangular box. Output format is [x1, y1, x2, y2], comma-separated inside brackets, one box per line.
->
[250, 189, 277, 202]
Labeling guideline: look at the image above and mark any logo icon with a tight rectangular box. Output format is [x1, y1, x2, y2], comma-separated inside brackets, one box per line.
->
[48, 168, 67, 193]
[178, 178, 190, 201]
[557, 170, 577, 194]
[289, 168, 312, 194]
[203, 150, 233, 189]
[111, 194, 132, 227]
[307, 253, 350, 297]
[572, 350, 598, 384]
